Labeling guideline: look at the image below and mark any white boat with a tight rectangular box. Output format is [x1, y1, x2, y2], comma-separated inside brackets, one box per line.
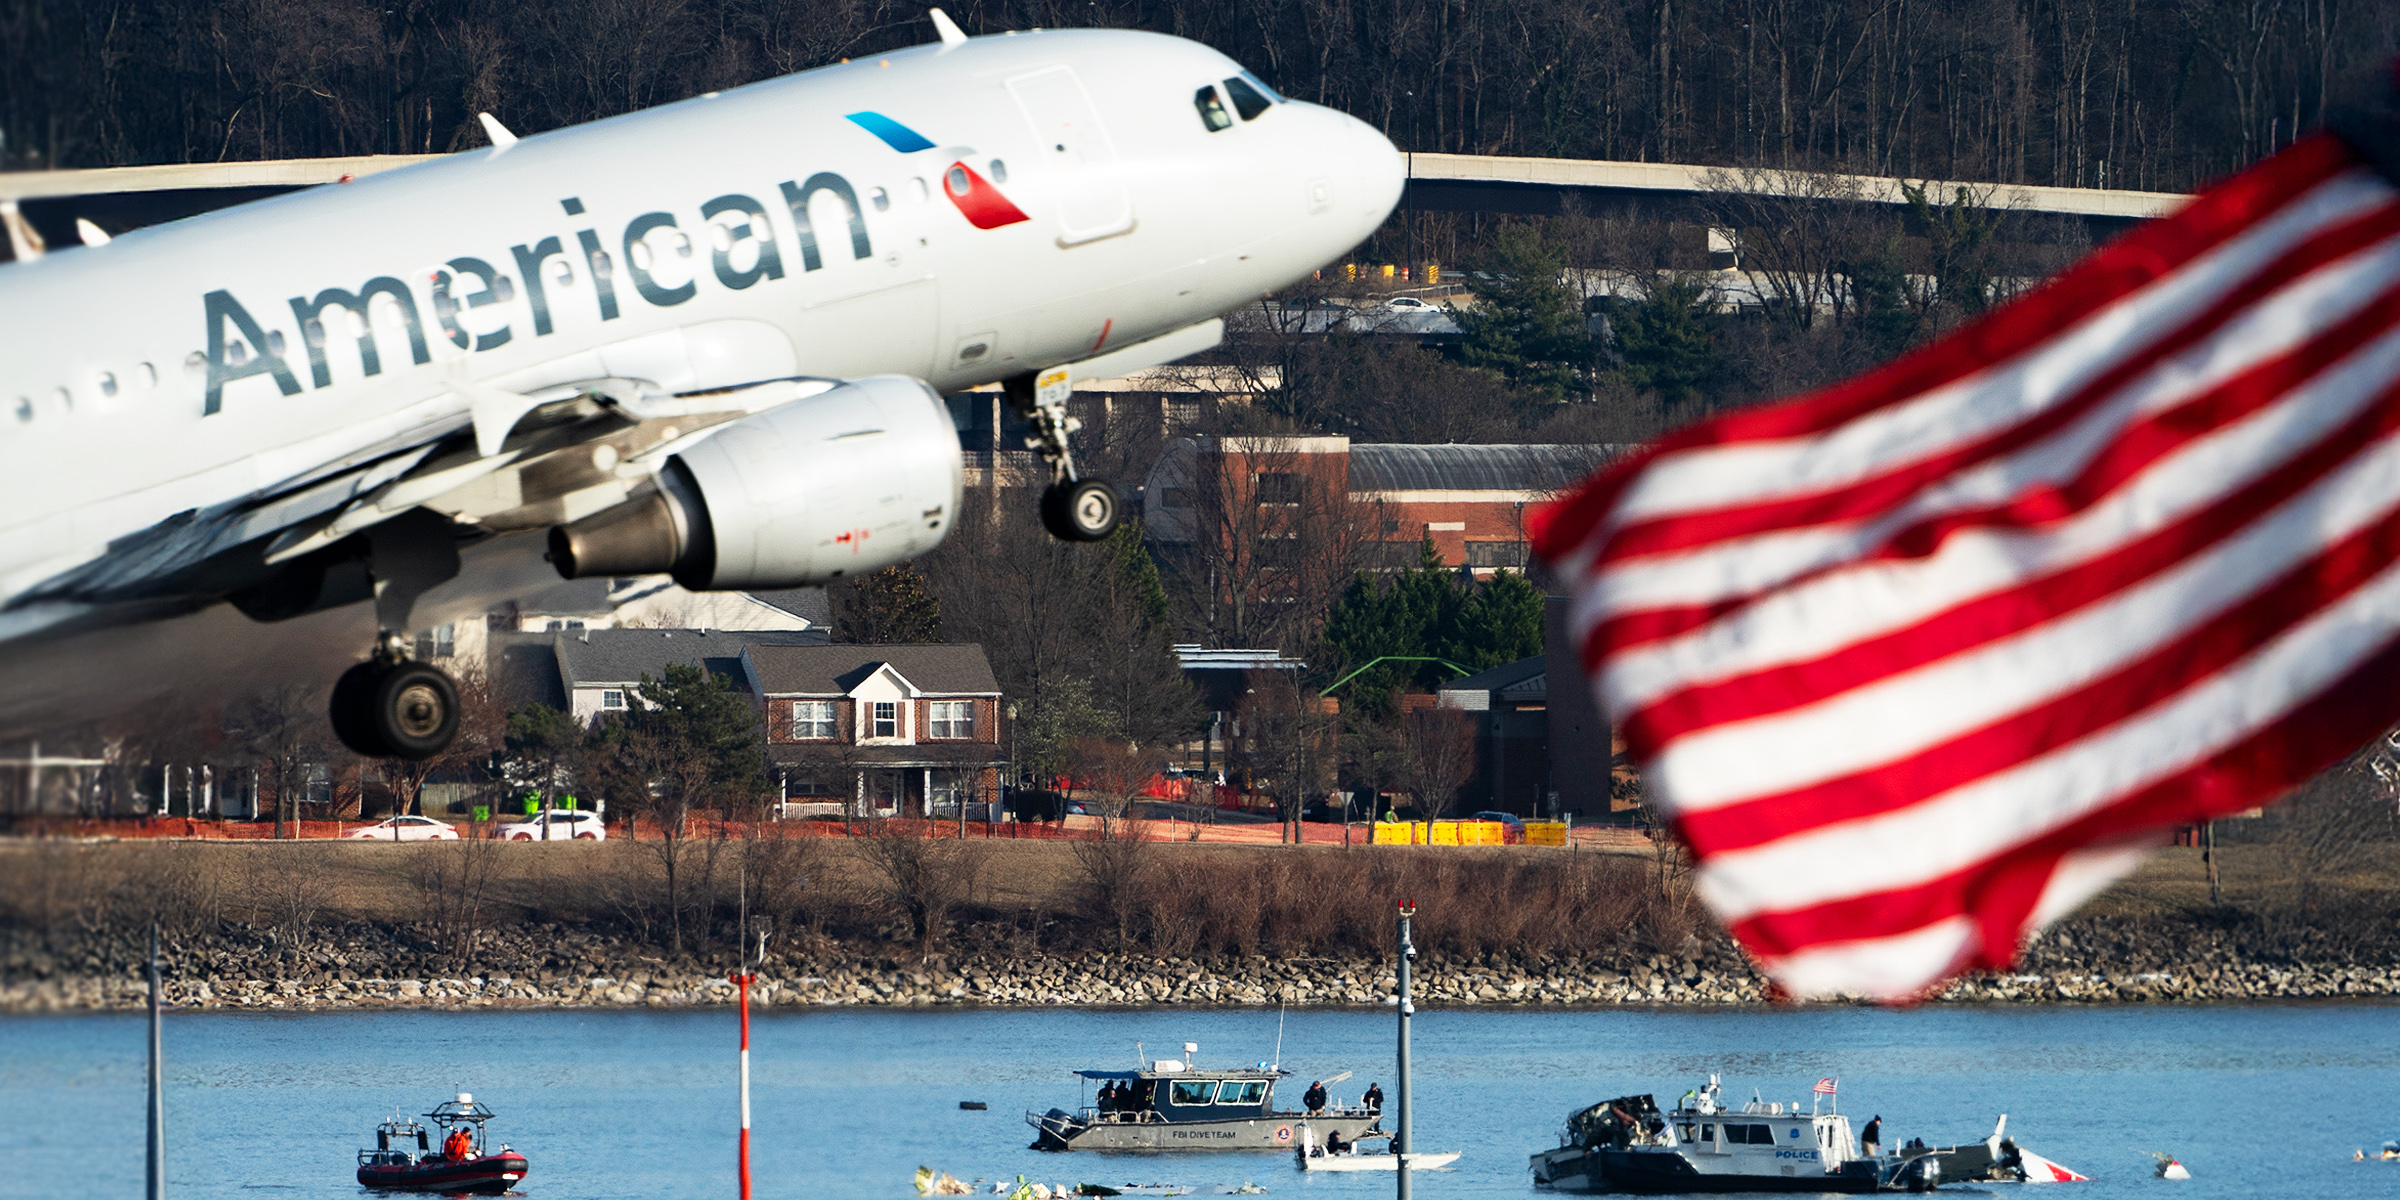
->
[1293, 1123, 1459, 1172]
[1530, 1077, 2088, 1193]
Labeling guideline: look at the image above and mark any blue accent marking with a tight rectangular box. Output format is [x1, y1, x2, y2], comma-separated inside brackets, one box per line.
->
[845, 111, 935, 153]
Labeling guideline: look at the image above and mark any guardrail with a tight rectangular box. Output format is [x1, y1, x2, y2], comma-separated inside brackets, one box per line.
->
[1368, 819, 1574, 845]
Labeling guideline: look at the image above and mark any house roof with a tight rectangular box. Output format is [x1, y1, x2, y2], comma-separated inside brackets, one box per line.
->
[747, 643, 1001, 696]
[1347, 444, 1619, 494]
[748, 588, 832, 626]
[554, 628, 828, 689]
[1440, 655, 1547, 701]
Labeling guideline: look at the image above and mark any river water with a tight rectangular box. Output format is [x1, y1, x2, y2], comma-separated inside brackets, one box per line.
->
[4, 1003, 2394, 1198]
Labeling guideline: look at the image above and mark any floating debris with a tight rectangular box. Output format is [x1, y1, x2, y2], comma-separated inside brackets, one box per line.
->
[915, 1166, 975, 1195]
[2151, 1153, 2191, 1180]
[960, 1101, 989, 1111]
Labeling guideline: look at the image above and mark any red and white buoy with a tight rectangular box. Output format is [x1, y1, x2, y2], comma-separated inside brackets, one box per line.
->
[734, 963, 755, 1200]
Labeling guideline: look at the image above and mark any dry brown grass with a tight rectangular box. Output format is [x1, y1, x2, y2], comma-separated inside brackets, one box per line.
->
[8, 833, 2398, 965]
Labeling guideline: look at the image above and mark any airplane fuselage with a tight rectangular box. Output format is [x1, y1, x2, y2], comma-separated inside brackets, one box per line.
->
[0, 28, 1401, 637]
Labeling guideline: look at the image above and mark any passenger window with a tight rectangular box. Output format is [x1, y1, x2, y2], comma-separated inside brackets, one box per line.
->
[1193, 86, 1232, 132]
[869, 187, 890, 212]
[1700, 1124, 1714, 1142]
[1168, 1080, 1216, 1105]
[1217, 1082, 1265, 1105]
[1222, 76, 1271, 121]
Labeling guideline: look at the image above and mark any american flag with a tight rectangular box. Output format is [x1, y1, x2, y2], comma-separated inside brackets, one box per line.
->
[1813, 1079, 1838, 1096]
[1532, 131, 2400, 1002]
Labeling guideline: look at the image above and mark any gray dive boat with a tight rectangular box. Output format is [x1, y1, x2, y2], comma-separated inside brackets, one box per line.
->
[1027, 1041, 1384, 1152]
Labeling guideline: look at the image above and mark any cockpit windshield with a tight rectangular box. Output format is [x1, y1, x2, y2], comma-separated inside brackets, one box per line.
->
[1222, 76, 1272, 121]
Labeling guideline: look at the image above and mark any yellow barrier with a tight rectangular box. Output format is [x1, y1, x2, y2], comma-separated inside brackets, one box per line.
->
[1370, 820, 1516, 845]
[1524, 821, 1569, 846]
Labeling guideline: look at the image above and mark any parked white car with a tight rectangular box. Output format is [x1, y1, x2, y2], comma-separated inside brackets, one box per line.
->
[346, 815, 459, 841]
[501, 810, 607, 841]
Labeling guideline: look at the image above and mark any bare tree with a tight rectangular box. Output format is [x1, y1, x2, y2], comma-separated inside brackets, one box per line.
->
[1232, 674, 1342, 843]
[1391, 707, 1478, 823]
[226, 685, 327, 838]
[855, 821, 989, 956]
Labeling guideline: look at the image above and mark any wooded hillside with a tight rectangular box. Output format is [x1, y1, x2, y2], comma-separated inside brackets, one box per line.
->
[4, 0, 2394, 193]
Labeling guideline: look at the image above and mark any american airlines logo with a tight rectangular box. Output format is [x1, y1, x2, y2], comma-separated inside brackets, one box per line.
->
[844, 110, 1030, 231]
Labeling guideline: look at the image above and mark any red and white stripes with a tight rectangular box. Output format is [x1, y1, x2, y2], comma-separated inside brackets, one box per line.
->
[1532, 133, 2400, 1001]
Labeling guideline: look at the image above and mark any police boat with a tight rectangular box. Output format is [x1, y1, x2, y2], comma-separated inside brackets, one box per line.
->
[1027, 1041, 1383, 1152]
[356, 1092, 530, 1193]
[1530, 1075, 1943, 1194]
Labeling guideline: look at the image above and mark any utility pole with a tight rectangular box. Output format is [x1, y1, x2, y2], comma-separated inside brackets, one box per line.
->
[1396, 900, 1416, 1200]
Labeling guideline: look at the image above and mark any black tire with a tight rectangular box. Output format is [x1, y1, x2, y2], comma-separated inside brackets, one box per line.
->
[330, 660, 393, 758]
[1040, 478, 1120, 542]
[366, 661, 460, 761]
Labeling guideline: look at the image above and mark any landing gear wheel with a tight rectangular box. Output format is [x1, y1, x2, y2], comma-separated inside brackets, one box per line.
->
[332, 659, 460, 760]
[330, 661, 392, 758]
[1040, 478, 1120, 542]
[368, 661, 460, 761]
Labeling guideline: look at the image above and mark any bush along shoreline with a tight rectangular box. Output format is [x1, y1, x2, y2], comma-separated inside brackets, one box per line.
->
[9, 915, 2400, 1013]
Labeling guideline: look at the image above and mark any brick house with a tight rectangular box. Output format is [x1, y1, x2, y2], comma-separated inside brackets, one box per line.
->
[741, 644, 1006, 818]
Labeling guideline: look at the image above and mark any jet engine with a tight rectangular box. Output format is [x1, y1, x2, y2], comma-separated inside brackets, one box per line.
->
[547, 375, 962, 589]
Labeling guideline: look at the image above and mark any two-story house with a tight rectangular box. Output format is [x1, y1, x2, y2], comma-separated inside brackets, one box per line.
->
[741, 644, 1006, 819]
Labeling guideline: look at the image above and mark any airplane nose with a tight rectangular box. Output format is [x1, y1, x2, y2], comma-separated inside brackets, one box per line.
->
[1345, 116, 1406, 229]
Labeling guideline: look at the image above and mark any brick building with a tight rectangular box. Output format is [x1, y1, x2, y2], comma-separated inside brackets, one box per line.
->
[1142, 436, 1615, 576]
[741, 643, 1006, 819]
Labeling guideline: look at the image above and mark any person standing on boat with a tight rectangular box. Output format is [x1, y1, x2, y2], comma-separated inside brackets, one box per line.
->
[1097, 1082, 1118, 1114]
[443, 1127, 472, 1161]
[1303, 1080, 1328, 1113]
[1861, 1116, 1883, 1157]
[1362, 1082, 1384, 1113]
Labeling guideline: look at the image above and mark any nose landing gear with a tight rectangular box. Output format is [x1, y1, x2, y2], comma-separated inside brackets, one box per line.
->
[1006, 369, 1120, 543]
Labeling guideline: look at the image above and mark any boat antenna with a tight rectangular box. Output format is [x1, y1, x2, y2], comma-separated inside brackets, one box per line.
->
[145, 920, 164, 1200]
[1273, 1001, 1287, 1072]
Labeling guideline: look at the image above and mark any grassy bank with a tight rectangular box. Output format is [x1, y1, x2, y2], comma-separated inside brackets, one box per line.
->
[3, 832, 2396, 1009]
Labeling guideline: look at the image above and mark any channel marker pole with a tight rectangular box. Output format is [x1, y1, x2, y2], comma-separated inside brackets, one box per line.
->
[734, 862, 755, 1200]
[146, 920, 164, 1200]
[1396, 900, 1416, 1200]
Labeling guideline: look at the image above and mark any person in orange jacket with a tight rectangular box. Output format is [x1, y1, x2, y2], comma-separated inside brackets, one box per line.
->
[444, 1127, 473, 1161]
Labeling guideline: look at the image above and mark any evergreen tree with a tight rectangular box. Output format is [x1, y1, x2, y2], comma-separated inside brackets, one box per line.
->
[1604, 273, 1723, 408]
[500, 703, 585, 805]
[1442, 569, 1546, 669]
[1454, 224, 1593, 398]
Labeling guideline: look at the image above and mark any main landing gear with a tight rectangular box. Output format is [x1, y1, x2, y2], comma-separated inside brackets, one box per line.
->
[331, 644, 460, 760]
[1005, 370, 1120, 543]
[328, 508, 465, 761]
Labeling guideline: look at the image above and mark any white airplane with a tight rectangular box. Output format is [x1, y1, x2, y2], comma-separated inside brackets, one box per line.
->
[0, 12, 1402, 760]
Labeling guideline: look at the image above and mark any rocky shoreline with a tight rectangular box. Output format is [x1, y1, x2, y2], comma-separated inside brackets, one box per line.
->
[7, 920, 2400, 1013]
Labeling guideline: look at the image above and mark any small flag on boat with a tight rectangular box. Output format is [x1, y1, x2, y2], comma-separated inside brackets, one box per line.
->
[1813, 1079, 1838, 1095]
[1532, 122, 2400, 1003]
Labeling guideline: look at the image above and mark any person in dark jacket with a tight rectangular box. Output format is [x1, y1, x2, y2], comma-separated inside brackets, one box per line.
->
[1303, 1081, 1329, 1113]
[1861, 1116, 1883, 1157]
[1362, 1082, 1385, 1113]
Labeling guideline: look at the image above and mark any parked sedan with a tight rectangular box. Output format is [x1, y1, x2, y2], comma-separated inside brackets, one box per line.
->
[500, 810, 607, 841]
[346, 815, 459, 841]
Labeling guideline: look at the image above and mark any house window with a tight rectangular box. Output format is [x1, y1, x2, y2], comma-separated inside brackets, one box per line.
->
[1254, 472, 1304, 504]
[872, 701, 898, 738]
[600, 689, 626, 710]
[1158, 487, 1192, 509]
[791, 700, 837, 739]
[929, 700, 975, 739]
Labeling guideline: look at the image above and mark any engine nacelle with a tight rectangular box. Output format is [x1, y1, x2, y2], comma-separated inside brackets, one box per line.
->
[548, 375, 962, 589]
